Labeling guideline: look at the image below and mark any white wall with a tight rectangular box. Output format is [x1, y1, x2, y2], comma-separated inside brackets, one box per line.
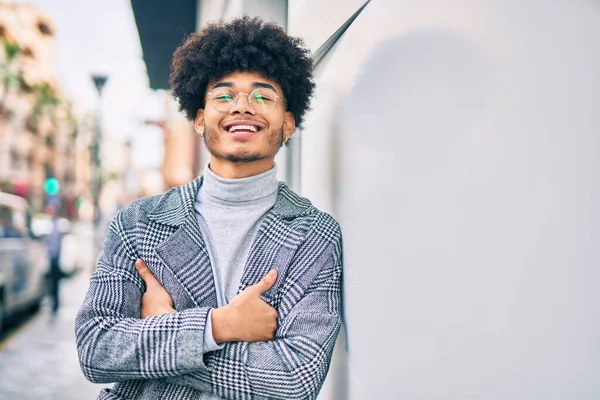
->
[294, 0, 600, 398]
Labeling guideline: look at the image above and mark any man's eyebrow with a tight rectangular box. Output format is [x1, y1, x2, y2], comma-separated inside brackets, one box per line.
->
[211, 82, 233, 90]
[210, 81, 278, 92]
[251, 82, 277, 91]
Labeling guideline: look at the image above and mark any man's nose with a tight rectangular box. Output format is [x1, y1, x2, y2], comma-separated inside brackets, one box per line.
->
[229, 93, 256, 115]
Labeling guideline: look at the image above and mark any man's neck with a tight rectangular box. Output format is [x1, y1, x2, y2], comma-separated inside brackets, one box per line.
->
[209, 157, 275, 179]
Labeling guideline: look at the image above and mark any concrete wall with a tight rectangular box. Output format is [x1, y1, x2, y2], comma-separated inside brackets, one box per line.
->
[291, 0, 600, 399]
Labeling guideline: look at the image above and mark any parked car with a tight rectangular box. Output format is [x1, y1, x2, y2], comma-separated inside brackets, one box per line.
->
[0, 192, 48, 332]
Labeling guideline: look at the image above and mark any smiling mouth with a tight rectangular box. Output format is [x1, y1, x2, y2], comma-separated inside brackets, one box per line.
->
[226, 124, 262, 134]
[223, 122, 265, 141]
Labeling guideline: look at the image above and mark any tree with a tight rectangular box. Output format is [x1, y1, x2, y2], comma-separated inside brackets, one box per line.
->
[0, 36, 25, 116]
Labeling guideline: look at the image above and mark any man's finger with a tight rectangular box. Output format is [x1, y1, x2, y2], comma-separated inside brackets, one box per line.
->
[247, 269, 278, 295]
[135, 259, 159, 287]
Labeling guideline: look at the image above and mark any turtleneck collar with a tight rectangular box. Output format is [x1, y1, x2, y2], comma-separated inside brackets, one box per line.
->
[198, 163, 279, 207]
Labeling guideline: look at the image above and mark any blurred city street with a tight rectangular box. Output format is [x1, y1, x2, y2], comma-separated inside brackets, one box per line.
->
[0, 222, 107, 400]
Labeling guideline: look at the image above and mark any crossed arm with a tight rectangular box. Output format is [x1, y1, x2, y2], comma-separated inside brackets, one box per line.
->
[75, 214, 342, 400]
[135, 259, 280, 344]
[135, 258, 341, 399]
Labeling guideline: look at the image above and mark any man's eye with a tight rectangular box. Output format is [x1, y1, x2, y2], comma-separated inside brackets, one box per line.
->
[253, 95, 274, 104]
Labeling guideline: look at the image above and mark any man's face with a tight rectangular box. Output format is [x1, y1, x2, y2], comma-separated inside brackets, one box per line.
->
[195, 71, 295, 164]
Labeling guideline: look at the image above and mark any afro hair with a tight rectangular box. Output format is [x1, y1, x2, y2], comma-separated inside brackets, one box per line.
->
[169, 16, 315, 128]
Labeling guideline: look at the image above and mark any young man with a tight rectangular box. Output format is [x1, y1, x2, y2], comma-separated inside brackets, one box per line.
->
[75, 16, 343, 400]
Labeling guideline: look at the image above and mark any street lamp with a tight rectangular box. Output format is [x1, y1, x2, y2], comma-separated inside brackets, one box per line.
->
[91, 73, 108, 265]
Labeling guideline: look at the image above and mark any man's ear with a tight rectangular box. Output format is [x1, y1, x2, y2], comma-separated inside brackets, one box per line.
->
[194, 109, 205, 136]
[283, 111, 296, 142]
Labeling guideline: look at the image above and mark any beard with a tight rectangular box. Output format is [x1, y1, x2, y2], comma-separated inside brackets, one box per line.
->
[203, 124, 285, 163]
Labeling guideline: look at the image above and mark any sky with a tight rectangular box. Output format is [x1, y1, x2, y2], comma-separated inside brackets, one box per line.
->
[12, 0, 164, 169]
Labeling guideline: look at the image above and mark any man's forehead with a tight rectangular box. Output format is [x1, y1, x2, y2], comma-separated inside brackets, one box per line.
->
[209, 72, 281, 91]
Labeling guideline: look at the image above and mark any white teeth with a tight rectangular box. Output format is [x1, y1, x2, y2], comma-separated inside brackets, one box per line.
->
[229, 124, 258, 132]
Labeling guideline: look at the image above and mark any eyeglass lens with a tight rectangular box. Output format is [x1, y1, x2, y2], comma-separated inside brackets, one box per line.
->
[209, 87, 278, 113]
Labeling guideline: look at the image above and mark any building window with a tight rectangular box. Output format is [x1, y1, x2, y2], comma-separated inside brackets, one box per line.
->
[0, 205, 26, 238]
[22, 47, 35, 59]
[37, 22, 53, 36]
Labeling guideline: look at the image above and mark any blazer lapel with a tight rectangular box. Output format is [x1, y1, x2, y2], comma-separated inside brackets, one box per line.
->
[239, 183, 314, 303]
[154, 214, 217, 308]
[145, 178, 313, 310]
[147, 176, 218, 308]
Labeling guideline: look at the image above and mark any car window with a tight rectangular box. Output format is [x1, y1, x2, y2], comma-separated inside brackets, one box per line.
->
[0, 205, 26, 238]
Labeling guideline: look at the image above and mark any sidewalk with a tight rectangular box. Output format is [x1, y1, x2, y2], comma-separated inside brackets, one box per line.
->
[0, 272, 106, 400]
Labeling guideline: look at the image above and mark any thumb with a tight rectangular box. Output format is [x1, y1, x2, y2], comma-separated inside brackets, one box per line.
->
[247, 269, 278, 295]
[135, 259, 159, 287]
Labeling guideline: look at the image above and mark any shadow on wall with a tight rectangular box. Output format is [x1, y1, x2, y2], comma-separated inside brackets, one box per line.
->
[338, 29, 493, 399]
[338, 18, 600, 398]
[344, 29, 492, 184]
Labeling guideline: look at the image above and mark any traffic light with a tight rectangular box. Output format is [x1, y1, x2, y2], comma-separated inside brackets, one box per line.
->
[44, 177, 60, 196]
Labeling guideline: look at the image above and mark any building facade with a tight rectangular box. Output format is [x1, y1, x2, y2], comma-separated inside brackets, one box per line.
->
[0, 1, 84, 214]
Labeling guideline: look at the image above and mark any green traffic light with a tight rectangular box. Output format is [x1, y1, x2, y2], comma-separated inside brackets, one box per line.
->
[44, 177, 60, 195]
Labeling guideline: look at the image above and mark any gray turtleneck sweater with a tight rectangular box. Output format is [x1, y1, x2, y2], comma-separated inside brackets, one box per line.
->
[194, 163, 279, 361]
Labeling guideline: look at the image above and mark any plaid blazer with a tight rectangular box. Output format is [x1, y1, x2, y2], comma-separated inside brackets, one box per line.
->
[75, 176, 343, 400]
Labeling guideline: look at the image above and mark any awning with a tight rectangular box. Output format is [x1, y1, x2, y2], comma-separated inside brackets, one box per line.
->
[130, 0, 197, 90]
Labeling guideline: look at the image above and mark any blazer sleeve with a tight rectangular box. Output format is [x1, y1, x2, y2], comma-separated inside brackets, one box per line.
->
[74, 208, 214, 384]
[165, 219, 343, 400]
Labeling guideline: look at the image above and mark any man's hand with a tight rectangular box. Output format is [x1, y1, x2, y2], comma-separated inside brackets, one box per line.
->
[212, 269, 278, 343]
[135, 259, 176, 318]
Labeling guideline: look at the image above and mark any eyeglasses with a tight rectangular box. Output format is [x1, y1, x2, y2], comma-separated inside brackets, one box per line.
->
[206, 87, 286, 114]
